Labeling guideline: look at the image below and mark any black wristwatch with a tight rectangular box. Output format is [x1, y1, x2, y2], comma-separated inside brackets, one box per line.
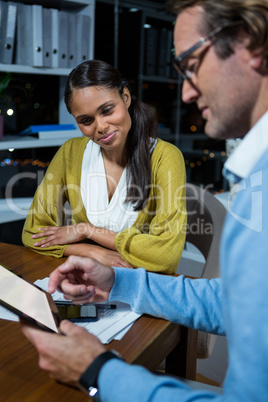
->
[78, 350, 123, 400]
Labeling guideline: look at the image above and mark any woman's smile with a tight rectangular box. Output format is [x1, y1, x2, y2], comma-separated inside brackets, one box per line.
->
[99, 131, 117, 144]
[70, 86, 132, 156]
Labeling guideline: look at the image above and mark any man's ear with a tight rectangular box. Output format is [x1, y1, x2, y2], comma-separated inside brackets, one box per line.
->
[122, 87, 131, 108]
[249, 48, 264, 70]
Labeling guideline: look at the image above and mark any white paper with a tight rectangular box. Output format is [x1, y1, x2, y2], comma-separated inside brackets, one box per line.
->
[35, 278, 141, 343]
[0, 305, 18, 322]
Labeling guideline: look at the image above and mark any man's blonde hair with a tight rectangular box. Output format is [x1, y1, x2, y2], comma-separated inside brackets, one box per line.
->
[167, 0, 268, 70]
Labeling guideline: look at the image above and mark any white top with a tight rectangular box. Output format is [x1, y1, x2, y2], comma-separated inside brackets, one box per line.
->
[223, 111, 268, 183]
[80, 141, 139, 232]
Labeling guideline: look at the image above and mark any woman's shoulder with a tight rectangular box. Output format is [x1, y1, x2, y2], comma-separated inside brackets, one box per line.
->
[59, 136, 90, 154]
[153, 138, 184, 159]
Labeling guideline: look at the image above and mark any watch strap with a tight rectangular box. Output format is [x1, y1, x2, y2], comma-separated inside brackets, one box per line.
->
[79, 350, 122, 397]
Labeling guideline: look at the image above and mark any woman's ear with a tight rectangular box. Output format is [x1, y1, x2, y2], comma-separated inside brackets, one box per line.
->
[122, 87, 131, 108]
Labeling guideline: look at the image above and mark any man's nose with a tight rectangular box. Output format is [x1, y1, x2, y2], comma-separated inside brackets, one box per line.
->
[181, 78, 200, 104]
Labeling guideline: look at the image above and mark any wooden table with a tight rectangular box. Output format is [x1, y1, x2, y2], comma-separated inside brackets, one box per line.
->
[0, 243, 197, 401]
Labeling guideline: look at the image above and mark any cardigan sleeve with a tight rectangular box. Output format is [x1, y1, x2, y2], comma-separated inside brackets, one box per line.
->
[115, 141, 186, 274]
[21, 139, 85, 258]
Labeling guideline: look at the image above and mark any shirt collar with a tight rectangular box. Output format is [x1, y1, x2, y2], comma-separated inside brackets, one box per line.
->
[223, 111, 268, 184]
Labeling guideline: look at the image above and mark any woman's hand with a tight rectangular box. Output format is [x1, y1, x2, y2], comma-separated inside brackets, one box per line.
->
[32, 223, 91, 248]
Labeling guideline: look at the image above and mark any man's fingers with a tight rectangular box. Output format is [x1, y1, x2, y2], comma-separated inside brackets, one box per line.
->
[20, 319, 53, 348]
[49, 269, 68, 293]
[49, 256, 98, 293]
[59, 319, 89, 337]
[59, 278, 89, 296]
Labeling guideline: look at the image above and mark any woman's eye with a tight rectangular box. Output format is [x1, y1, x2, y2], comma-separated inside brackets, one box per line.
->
[102, 106, 113, 115]
[80, 118, 92, 125]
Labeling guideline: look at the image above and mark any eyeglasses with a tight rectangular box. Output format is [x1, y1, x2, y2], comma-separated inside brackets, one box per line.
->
[173, 24, 228, 81]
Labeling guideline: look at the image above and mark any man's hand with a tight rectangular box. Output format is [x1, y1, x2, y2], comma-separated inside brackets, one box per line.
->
[21, 320, 106, 384]
[49, 255, 115, 304]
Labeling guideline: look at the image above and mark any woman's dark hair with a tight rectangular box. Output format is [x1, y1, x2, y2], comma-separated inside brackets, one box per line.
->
[64, 59, 158, 211]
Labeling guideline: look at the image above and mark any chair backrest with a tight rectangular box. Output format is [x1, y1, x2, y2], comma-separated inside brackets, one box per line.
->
[185, 183, 227, 359]
[185, 183, 226, 280]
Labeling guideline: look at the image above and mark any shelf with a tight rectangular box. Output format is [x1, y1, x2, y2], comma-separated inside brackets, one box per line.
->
[0, 0, 95, 76]
[0, 197, 32, 224]
[0, 135, 81, 151]
[0, 63, 73, 76]
[0, 0, 95, 126]
[16, 0, 91, 9]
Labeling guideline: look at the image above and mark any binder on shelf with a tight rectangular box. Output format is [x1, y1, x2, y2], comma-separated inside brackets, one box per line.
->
[35, 129, 82, 140]
[16, 4, 43, 67]
[19, 124, 82, 140]
[0, 1, 5, 62]
[0, 1, 17, 64]
[144, 27, 158, 76]
[42, 7, 52, 67]
[75, 14, 91, 64]
[19, 124, 76, 135]
[16, 3, 31, 65]
[68, 11, 77, 68]
[0, 1, 2, 53]
[59, 10, 68, 68]
[32, 4, 43, 66]
[51, 8, 59, 68]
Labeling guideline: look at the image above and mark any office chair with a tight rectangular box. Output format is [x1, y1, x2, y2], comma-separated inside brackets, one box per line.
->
[185, 183, 227, 359]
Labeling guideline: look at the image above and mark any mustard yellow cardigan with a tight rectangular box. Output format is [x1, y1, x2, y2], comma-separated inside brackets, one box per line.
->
[22, 137, 186, 274]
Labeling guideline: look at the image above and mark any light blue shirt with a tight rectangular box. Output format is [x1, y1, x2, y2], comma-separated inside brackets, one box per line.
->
[223, 111, 268, 184]
[95, 113, 268, 401]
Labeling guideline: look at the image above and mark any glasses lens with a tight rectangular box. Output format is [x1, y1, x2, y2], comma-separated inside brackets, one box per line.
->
[173, 59, 187, 79]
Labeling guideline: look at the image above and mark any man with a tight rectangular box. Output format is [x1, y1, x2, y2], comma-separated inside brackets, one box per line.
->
[21, 0, 268, 400]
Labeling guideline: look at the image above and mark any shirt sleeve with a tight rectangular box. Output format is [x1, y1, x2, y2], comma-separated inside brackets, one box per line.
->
[22, 143, 70, 258]
[218, 162, 268, 400]
[109, 267, 225, 335]
[97, 262, 225, 401]
[115, 142, 187, 274]
[98, 359, 219, 402]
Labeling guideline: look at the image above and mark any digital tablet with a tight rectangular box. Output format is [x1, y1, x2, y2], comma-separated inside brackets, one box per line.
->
[0, 264, 61, 333]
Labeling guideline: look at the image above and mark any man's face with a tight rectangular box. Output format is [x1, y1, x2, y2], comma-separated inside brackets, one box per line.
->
[174, 6, 261, 140]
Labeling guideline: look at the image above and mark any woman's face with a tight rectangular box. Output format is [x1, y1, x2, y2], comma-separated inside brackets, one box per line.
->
[69, 85, 132, 154]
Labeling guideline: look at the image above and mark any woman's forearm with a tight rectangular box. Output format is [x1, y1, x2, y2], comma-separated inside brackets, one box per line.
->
[84, 223, 117, 251]
[64, 243, 133, 268]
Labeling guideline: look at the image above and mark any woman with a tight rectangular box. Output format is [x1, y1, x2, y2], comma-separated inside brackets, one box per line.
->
[22, 60, 186, 273]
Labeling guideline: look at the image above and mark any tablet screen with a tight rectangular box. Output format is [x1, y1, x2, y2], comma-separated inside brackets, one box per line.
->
[0, 264, 60, 333]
